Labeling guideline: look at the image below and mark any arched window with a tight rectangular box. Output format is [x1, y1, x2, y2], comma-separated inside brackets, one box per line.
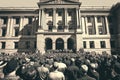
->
[67, 38, 74, 50]
[56, 38, 64, 50]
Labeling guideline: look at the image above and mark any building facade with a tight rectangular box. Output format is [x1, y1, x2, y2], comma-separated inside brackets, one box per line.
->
[0, 0, 119, 54]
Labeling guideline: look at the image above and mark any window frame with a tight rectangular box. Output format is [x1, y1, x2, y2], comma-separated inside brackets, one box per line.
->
[90, 41, 95, 48]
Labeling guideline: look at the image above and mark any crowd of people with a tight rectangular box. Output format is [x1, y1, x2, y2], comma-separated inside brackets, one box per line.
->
[0, 51, 120, 80]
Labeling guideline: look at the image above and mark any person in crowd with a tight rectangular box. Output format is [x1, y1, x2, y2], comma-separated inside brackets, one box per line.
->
[64, 58, 81, 80]
[88, 63, 99, 80]
[48, 62, 65, 80]
[3, 57, 20, 80]
[78, 64, 96, 80]
[37, 61, 49, 80]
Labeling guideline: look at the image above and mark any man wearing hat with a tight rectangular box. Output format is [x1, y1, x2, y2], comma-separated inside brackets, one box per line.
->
[78, 64, 96, 80]
[88, 63, 99, 80]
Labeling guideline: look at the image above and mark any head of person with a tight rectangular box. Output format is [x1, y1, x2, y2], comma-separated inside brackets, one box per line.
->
[81, 64, 88, 74]
[53, 62, 59, 70]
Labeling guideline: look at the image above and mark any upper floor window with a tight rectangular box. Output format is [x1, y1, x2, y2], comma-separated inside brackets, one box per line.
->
[28, 18, 32, 24]
[1, 42, 6, 49]
[15, 18, 20, 24]
[87, 16, 92, 23]
[14, 28, 19, 37]
[48, 12, 53, 16]
[58, 12, 62, 16]
[48, 26, 53, 32]
[2, 17, 8, 24]
[2, 28, 7, 37]
[90, 41, 95, 48]
[68, 12, 72, 16]
[98, 26, 105, 35]
[100, 41, 106, 48]
[88, 26, 95, 35]
[97, 16, 102, 23]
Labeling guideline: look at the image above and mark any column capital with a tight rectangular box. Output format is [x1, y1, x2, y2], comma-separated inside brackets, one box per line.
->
[64, 8, 68, 10]
[53, 8, 57, 10]
[76, 7, 80, 10]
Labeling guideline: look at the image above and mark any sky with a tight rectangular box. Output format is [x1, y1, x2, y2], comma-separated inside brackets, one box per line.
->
[0, 0, 119, 7]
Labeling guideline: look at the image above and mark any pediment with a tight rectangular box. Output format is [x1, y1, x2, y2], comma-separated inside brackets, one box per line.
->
[38, 0, 81, 5]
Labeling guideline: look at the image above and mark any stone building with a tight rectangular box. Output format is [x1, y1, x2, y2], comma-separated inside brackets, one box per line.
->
[0, 0, 119, 54]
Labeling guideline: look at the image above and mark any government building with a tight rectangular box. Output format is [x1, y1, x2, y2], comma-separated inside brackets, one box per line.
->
[0, 0, 120, 54]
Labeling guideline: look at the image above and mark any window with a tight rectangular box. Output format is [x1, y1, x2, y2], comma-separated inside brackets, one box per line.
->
[14, 42, 18, 49]
[87, 17, 92, 23]
[68, 12, 72, 16]
[1, 42, 6, 49]
[48, 26, 53, 31]
[2, 28, 7, 37]
[15, 28, 19, 37]
[90, 41, 95, 48]
[58, 26, 64, 32]
[98, 26, 104, 35]
[15, 18, 20, 24]
[110, 41, 115, 48]
[88, 26, 95, 35]
[26, 41, 30, 49]
[2, 17, 8, 24]
[48, 12, 52, 16]
[83, 41, 86, 48]
[100, 41, 106, 48]
[58, 12, 62, 16]
[97, 16, 102, 23]
[28, 18, 32, 24]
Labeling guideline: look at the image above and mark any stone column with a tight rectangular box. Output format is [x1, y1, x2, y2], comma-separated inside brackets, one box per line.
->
[38, 9, 44, 32]
[53, 42, 56, 50]
[32, 16, 37, 35]
[76, 8, 80, 29]
[94, 16, 99, 35]
[6, 17, 11, 37]
[64, 8, 68, 32]
[0, 18, 2, 36]
[39, 9, 41, 28]
[10, 18, 14, 36]
[105, 16, 110, 35]
[19, 16, 24, 36]
[84, 17, 88, 34]
[53, 8, 57, 32]
[31, 17, 34, 35]
[64, 42, 67, 50]
[81, 17, 86, 34]
[53, 9, 56, 28]
[41, 9, 45, 29]
[79, 9, 82, 29]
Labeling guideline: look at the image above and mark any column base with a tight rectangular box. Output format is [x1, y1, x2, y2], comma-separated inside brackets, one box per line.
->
[38, 29, 44, 32]
[53, 29, 57, 32]
[64, 29, 69, 32]
[76, 29, 82, 33]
